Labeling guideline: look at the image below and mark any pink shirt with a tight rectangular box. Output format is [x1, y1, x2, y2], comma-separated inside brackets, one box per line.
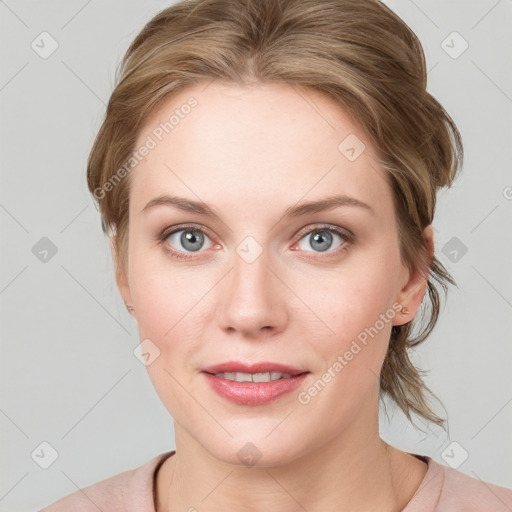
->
[40, 451, 512, 511]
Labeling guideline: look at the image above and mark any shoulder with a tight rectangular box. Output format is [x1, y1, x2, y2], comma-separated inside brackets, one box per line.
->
[40, 451, 174, 512]
[404, 454, 512, 512]
[438, 461, 512, 511]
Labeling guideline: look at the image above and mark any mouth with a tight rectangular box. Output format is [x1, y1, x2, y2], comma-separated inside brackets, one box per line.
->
[201, 361, 310, 405]
[207, 371, 299, 382]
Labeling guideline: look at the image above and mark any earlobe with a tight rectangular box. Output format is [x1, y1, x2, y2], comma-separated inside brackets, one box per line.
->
[393, 225, 434, 326]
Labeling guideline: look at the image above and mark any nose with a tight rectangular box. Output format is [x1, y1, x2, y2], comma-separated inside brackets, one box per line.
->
[217, 248, 288, 338]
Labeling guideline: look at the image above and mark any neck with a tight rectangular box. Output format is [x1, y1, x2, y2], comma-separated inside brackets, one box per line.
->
[156, 395, 426, 512]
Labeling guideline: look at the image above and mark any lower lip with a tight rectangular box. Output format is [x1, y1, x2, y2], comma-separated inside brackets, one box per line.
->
[203, 372, 309, 405]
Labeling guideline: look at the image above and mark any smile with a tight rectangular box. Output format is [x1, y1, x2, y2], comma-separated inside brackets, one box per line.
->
[212, 371, 293, 382]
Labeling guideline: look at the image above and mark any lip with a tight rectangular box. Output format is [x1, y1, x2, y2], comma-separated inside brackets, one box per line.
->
[201, 361, 309, 406]
[202, 361, 307, 375]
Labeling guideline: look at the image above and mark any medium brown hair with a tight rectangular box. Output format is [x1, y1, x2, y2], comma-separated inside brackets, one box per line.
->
[87, 0, 463, 428]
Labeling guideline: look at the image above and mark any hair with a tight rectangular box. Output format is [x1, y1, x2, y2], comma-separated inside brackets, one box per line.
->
[87, 0, 463, 429]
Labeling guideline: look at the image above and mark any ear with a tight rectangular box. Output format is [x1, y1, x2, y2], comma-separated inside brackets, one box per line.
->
[110, 235, 134, 316]
[392, 225, 434, 327]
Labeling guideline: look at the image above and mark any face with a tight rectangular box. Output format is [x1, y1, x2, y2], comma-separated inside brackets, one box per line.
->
[116, 82, 429, 466]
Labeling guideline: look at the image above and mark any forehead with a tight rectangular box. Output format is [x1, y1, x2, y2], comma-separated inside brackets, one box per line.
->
[130, 82, 392, 217]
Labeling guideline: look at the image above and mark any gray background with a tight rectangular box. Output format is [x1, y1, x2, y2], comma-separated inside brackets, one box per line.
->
[0, 0, 511, 510]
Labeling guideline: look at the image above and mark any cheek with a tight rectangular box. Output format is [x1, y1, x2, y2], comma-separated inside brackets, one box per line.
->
[128, 233, 201, 333]
[131, 266, 207, 341]
[129, 259, 213, 416]
[295, 249, 401, 341]
[293, 271, 399, 424]
[290, 246, 402, 402]
[128, 246, 218, 376]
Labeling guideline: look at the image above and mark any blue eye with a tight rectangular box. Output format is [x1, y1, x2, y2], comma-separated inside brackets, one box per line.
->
[296, 226, 350, 254]
[159, 223, 354, 261]
[161, 225, 214, 260]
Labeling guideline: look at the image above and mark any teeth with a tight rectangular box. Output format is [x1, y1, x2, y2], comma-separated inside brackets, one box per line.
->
[214, 371, 294, 382]
[235, 372, 253, 382]
[253, 372, 270, 382]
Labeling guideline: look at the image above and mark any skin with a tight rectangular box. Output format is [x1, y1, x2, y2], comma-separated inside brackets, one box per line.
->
[114, 81, 433, 511]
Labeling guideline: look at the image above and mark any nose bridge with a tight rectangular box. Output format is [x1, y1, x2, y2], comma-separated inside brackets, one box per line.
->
[217, 241, 286, 335]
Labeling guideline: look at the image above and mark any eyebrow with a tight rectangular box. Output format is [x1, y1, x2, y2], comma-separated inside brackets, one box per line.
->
[141, 194, 374, 219]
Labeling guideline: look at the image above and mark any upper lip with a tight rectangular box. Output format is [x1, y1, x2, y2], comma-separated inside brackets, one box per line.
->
[202, 361, 308, 376]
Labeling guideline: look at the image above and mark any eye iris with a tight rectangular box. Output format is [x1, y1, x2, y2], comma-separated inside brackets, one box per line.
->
[310, 230, 332, 252]
[181, 230, 204, 252]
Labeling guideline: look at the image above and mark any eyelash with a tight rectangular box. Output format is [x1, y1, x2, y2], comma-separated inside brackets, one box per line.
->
[158, 223, 355, 261]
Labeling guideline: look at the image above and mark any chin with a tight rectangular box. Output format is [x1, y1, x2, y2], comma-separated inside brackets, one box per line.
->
[197, 429, 311, 469]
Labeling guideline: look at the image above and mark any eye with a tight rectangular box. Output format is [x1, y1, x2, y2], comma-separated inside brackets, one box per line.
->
[294, 225, 353, 255]
[160, 224, 215, 260]
[159, 223, 353, 261]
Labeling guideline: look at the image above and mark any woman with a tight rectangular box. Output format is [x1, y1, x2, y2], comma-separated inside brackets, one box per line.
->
[42, 0, 512, 510]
